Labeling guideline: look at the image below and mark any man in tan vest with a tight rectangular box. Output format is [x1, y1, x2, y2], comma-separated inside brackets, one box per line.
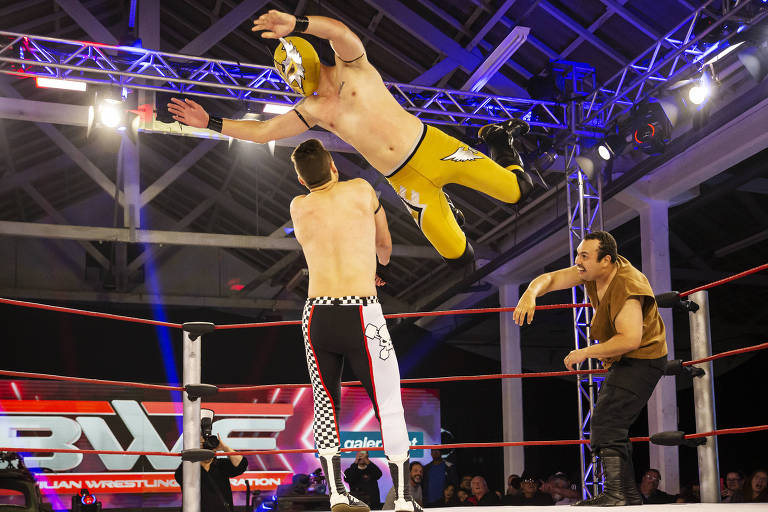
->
[514, 231, 668, 506]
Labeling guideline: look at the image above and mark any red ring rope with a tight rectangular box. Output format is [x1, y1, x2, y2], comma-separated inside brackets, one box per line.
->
[0, 297, 182, 328]
[1, 424, 765, 457]
[2, 341, 766, 392]
[0, 369, 183, 391]
[679, 262, 768, 297]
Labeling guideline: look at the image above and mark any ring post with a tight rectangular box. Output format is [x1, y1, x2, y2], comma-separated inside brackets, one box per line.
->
[687, 291, 720, 503]
[182, 322, 214, 512]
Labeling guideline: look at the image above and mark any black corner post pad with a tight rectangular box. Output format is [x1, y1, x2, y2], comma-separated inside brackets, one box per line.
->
[182, 322, 216, 340]
[185, 384, 219, 401]
[663, 359, 685, 376]
[650, 430, 707, 448]
[655, 291, 700, 312]
[181, 448, 217, 462]
[663, 359, 706, 378]
[650, 430, 685, 446]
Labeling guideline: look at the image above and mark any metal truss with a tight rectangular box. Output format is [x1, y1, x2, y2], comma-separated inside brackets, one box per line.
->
[0, 31, 568, 130]
[579, 0, 766, 130]
[564, 144, 604, 499]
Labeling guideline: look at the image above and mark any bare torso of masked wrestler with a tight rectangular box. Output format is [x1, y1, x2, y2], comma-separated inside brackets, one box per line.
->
[291, 179, 379, 297]
[300, 58, 423, 171]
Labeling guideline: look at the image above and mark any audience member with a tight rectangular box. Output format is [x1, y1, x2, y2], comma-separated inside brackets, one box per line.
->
[638, 468, 675, 504]
[722, 470, 745, 503]
[540, 472, 578, 505]
[344, 450, 383, 509]
[740, 469, 768, 503]
[501, 473, 552, 506]
[383, 461, 423, 509]
[458, 475, 473, 494]
[675, 481, 700, 503]
[422, 449, 458, 505]
[505, 474, 521, 497]
[456, 488, 470, 505]
[466, 476, 500, 506]
[427, 484, 458, 508]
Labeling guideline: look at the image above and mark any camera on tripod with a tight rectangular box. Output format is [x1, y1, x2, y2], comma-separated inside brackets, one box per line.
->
[201, 408, 220, 450]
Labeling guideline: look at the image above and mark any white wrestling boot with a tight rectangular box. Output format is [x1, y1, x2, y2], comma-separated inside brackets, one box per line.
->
[319, 450, 370, 512]
[388, 454, 423, 512]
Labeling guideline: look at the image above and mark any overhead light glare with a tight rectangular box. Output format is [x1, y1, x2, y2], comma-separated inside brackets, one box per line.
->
[597, 144, 611, 161]
[263, 103, 293, 115]
[35, 76, 87, 91]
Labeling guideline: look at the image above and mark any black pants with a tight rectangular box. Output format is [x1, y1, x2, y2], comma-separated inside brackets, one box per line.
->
[590, 356, 666, 459]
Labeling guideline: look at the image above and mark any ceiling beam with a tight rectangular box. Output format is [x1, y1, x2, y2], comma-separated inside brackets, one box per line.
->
[538, 0, 627, 65]
[138, 0, 160, 50]
[462, 26, 529, 92]
[0, 82, 124, 206]
[713, 229, 768, 259]
[53, 0, 118, 45]
[180, 0, 270, 56]
[140, 139, 219, 206]
[362, 0, 529, 97]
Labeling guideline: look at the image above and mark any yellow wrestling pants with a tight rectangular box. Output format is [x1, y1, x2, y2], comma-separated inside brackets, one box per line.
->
[385, 124, 522, 260]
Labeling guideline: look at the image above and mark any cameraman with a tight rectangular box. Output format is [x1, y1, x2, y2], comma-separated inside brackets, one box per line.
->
[174, 434, 248, 512]
[344, 451, 382, 509]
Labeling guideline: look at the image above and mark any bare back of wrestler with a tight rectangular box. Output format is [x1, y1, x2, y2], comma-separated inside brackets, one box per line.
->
[168, 11, 423, 173]
[289, 144, 392, 298]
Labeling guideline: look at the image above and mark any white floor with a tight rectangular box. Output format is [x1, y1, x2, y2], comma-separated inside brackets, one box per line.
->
[421, 505, 768, 510]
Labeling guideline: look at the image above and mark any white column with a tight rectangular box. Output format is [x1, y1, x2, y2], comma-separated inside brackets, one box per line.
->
[120, 133, 141, 234]
[637, 198, 680, 495]
[499, 282, 524, 478]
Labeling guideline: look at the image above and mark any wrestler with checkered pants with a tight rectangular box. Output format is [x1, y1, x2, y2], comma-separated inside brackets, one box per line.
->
[287, 139, 420, 512]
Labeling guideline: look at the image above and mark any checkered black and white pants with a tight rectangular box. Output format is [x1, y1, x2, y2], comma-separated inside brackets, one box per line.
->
[301, 296, 410, 458]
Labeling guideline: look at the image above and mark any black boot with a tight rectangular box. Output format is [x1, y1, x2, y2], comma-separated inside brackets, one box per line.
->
[478, 118, 534, 201]
[573, 448, 642, 506]
[319, 452, 370, 512]
[387, 455, 423, 512]
[444, 240, 476, 278]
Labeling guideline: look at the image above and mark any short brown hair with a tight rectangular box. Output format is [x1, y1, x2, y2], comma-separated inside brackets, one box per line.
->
[583, 230, 618, 263]
[291, 139, 332, 188]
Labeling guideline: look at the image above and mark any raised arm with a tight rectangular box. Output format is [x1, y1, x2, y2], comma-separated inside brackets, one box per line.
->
[166, 97, 310, 143]
[513, 266, 583, 326]
[252, 10, 365, 62]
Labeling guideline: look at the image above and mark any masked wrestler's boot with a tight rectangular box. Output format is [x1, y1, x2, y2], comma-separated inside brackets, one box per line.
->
[388, 454, 423, 512]
[478, 118, 536, 201]
[319, 450, 370, 512]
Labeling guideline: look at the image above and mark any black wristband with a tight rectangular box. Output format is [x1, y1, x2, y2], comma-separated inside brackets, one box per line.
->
[207, 116, 223, 133]
[294, 15, 309, 33]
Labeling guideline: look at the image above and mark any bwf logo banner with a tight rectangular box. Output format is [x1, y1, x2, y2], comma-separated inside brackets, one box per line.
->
[340, 431, 423, 457]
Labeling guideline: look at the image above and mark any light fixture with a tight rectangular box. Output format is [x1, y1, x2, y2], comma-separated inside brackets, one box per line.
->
[688, 83, 709, 105]
[263, 103, 293, 115]
[35, 76, 87, 91]
[98, 98, 123, 128]
[596, 133, 627, 161]
[630, 102, 672, 155]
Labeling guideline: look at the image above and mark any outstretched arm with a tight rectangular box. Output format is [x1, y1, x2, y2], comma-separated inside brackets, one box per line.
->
[252, 10, 365, 62]
[513, 266, 583, 325]
[167, 97, 310, 143]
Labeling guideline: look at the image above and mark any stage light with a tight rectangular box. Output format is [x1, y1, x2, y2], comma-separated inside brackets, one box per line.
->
[630, 102, 672, 155]
[688, 83, 709, 105]
[263, 103, 293, 115]
[98, 99, 124, 128]
[35, 76, 87, 91]
[596, 133, 626, 161]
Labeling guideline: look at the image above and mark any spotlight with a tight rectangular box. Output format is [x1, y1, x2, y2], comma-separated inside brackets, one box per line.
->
[96, 98, 126, 129]
[688, 84, 709, 105]
[596, 133, 626, 161]
[630, 102, 672, 155]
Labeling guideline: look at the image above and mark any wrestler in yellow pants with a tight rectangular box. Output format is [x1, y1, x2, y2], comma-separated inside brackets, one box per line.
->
[386, 125, 523, 260]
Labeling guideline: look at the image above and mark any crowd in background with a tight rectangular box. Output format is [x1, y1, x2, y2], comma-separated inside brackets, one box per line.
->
[337, 449, 768, 508]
